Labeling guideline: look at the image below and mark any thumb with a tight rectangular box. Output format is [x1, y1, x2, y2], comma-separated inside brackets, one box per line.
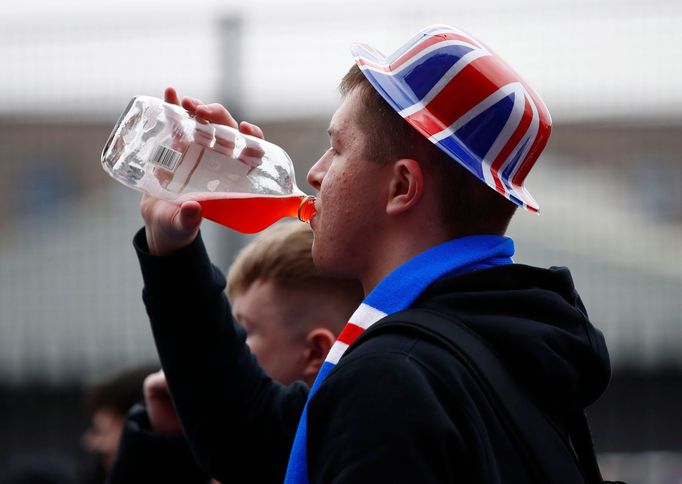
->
[174, 201, 202, 233]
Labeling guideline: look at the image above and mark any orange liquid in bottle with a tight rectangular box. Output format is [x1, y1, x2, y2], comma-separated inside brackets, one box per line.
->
[195, 194, 316, 234]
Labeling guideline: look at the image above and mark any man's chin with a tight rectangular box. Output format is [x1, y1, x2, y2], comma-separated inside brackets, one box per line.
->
[312, 249, 355, 280]
[309, 211, 319, 231]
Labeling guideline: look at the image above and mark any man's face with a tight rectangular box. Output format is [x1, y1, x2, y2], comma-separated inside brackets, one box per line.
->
[307, 89, 392, 282]
[231, 279, 309, 385]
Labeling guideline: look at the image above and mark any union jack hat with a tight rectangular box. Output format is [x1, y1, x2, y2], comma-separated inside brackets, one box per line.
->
[351, 25, 552, 212]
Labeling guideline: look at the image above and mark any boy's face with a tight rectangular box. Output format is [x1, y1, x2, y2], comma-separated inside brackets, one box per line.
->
[306, 88, 393, 284]
[231, 278, 309, 385]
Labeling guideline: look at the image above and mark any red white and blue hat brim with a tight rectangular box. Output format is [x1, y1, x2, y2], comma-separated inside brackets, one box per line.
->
[350, 25, 552, 212]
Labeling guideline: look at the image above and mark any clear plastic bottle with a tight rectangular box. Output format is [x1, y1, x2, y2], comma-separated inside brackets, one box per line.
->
[101, 96, 316, 233]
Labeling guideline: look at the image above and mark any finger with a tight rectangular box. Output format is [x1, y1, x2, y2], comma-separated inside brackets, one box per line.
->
[143, 372, 169, 401]
[239, 121, 265, 139]
[144, 370, 167, 392]
[164, 87, 181, 106]
[174, 201, 202, 233]
[181, 96, 204, 117]
[195, 103, 239, 129]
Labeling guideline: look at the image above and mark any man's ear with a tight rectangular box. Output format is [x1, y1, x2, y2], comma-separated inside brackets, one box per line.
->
[386, 158, 424, 216]
[302, 328, 336, 383]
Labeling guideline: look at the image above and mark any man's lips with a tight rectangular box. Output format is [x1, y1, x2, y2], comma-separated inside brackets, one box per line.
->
[309, 203, 319, 229]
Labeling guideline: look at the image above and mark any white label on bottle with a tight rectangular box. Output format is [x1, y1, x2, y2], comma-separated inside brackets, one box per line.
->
[149, 145, 182, 172]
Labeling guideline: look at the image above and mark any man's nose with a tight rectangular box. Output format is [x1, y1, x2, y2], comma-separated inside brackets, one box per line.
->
[307, 152, 330, 191]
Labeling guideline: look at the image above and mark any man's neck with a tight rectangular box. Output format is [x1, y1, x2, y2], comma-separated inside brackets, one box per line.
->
[360, 221, 453, 294]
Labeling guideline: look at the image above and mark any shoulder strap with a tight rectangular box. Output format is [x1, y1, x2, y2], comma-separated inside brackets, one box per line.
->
[371, 308, 593, 484]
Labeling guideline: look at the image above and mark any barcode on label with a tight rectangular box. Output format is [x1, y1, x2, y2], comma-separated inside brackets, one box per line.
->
[149, 145, 182, 172]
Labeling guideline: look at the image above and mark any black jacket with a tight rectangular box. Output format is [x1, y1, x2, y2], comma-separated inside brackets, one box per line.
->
[108, 403, 210, 484]
[110, 229, 610, 483]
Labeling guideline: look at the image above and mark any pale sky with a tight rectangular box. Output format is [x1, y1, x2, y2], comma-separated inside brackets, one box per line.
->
[1, 0, 681, 122]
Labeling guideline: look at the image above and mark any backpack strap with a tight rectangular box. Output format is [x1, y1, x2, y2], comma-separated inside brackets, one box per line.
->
[370, 308, 599, 484]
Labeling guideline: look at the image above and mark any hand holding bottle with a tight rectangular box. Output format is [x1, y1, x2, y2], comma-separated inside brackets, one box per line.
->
[140, 87, 267, 255]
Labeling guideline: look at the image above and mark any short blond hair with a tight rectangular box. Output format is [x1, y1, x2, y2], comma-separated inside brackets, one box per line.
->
[228, 222, 319, 298]
[226, 222, 363, 335]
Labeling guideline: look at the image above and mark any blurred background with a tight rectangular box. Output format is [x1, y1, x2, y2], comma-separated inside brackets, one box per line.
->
[0, 0, 680, 482]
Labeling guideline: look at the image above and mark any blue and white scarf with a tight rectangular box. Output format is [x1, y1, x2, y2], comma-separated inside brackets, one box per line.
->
[284, 235, 514, 483]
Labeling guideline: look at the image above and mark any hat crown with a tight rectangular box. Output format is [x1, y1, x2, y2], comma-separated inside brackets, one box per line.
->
[351, 25, 552, 212]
